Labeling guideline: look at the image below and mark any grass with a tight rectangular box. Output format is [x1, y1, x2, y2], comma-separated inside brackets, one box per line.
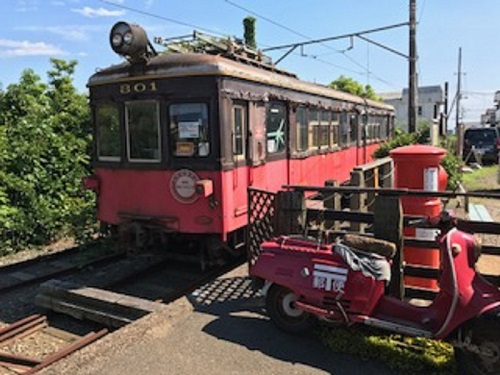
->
[319, 324, 456, 375]
[461, 165, 499, 191]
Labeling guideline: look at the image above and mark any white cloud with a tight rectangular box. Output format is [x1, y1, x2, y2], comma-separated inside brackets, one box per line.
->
[15, 25, 104, 43]
[16, 0, 38, 12]
[72, 7, 125, 18]
[0, 39, 65, 57]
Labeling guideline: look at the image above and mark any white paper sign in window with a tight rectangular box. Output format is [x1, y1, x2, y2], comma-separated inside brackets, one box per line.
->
[179, 121, 201, 139]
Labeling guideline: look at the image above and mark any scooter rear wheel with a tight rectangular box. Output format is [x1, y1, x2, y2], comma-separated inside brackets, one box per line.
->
[455, 320, 500, 375]
[265, 284, 315, 334]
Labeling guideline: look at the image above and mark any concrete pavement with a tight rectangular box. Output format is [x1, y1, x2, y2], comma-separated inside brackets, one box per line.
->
[40, 266, 397, 375]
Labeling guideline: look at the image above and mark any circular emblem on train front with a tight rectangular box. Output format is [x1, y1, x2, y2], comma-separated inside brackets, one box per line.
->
[170, 169, 200, 204]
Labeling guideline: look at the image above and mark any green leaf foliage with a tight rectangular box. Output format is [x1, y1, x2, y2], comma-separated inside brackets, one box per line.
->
[0, 59, 94, 255]
[372, 126, 463, 191]
[319, 324, 456, 375]
[329, 75, 381, 101]
[243, 16, 257, 49]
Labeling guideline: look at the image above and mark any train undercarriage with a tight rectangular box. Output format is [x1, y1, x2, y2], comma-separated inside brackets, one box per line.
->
[103, 219, 246, 271]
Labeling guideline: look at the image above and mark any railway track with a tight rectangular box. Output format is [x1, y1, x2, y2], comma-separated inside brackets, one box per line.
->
[0, 242, 125, 294]
[0, 245, 243, 373]
[36, 254, 245, 328]
[0, 314, 106, 374]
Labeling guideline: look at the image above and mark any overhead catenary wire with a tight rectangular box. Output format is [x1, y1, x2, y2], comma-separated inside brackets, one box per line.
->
[223, 0, 402, 89]
[100, 0, 227, 37]
[102, 0, 400, 90]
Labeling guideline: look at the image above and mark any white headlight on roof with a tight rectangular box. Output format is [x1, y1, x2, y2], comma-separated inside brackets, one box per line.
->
[111, 33, 123, 47]
[123, 32, 133, 45]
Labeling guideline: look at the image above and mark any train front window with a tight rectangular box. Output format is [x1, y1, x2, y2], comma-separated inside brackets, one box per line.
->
[126, 101, 161, 162]
[96, 104, 121, 161]
[169, 103, 209, 157]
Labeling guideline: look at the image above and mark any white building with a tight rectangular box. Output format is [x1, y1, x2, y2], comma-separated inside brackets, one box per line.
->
[480, 90, 500, 127]
[379, 85, 445, 132]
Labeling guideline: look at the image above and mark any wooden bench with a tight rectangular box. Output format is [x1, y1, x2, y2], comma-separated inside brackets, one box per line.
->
[468, 203, 494, 222]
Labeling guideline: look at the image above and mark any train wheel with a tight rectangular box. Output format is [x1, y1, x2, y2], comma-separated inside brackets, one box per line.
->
[455, 320, 500, 375]
[265, 284, 315, 334]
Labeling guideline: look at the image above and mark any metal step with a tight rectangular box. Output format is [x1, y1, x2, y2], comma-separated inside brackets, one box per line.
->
[361, 316, 433, 338]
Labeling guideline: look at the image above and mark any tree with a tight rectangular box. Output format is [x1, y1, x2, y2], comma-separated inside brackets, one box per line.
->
[329, 75, 381, 101]
[0, 59, 93, 254]
[243, 16, 256, 49]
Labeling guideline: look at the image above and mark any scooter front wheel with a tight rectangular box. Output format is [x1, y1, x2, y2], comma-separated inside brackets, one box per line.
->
[265, 284, 316, 334]
[455, 320, 500, 375]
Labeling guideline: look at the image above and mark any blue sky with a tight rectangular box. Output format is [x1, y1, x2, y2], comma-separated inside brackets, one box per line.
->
[1, 0, 499, 124]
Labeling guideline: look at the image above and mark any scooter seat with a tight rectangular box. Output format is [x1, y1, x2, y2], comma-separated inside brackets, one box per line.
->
[341, 234, 396, 259]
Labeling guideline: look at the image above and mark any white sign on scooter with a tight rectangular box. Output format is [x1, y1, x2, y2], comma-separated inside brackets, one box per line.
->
[312, 263, 348, 292]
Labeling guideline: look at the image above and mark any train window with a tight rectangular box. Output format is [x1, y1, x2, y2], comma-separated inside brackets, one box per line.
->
[169, 103, 209, 157]
[320, 111, 330, 148]
[365, 115, 372, 141]
[126, 101, 161, 162]
[380, 116, 388, 139]
[296, 106, 308, 151]
[309, 109, 319, 149]
[340, 112, 349, 146]
[348, 113, 357, 145]
[96, 104, 121, 161]
[232, 104, 246, 159]
[331, 113, 340, 148]
[266, 102, 286, 154]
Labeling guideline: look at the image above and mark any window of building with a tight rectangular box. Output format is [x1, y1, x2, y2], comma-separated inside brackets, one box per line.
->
[126, 101, 160, 162]
[169, 103, 209, 157]
[266, 102, 286, 153]
[96, 104, 121, 162]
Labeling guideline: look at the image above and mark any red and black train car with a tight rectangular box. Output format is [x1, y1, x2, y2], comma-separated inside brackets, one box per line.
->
[84, 22, 395, 264]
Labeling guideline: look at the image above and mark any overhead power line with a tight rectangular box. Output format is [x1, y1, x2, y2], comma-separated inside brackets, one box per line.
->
[100, 0, 226, 36]
[263, 22, 409, 53]
[224, 0, 312, 41]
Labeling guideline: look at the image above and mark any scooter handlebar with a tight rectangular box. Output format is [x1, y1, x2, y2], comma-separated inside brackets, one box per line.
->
[407, 211, 457, 233]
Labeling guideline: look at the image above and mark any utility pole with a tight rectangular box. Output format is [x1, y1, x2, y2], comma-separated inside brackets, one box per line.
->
[408, 0, 418, 133]
[444, 81, 449, 135]
[456, 47, 463, 158]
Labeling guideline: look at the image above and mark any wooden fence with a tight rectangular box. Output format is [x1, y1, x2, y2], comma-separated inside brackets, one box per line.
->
[247, 185, 500, 301]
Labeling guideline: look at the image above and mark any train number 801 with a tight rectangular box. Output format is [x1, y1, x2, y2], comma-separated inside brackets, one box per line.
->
[120, 81, 157, 94]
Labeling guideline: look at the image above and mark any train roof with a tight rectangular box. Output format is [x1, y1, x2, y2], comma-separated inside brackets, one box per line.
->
[88, 52, 394, 112]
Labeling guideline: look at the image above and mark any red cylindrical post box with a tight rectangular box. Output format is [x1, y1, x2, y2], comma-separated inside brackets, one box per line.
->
[390, 145, 447, 290]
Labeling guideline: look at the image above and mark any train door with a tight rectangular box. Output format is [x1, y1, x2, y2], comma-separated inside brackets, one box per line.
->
[230, 101, 250, 218]
[248, 102, 266, 187]
[265, 101, 289, 190]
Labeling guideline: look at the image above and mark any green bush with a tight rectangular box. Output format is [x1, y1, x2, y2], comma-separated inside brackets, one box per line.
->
[373, 126, 462, 191]
[319, 324, 456, 374]
[0, 59, 93, 255]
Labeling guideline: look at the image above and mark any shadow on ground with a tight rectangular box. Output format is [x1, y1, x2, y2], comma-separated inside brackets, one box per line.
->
[187, 275, 397, 375]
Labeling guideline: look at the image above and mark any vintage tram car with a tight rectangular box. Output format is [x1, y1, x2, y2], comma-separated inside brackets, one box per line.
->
[84, 22, 395, 265]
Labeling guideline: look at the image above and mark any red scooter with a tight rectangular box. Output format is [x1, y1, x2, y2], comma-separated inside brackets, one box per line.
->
[250, 212, 500, 374]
